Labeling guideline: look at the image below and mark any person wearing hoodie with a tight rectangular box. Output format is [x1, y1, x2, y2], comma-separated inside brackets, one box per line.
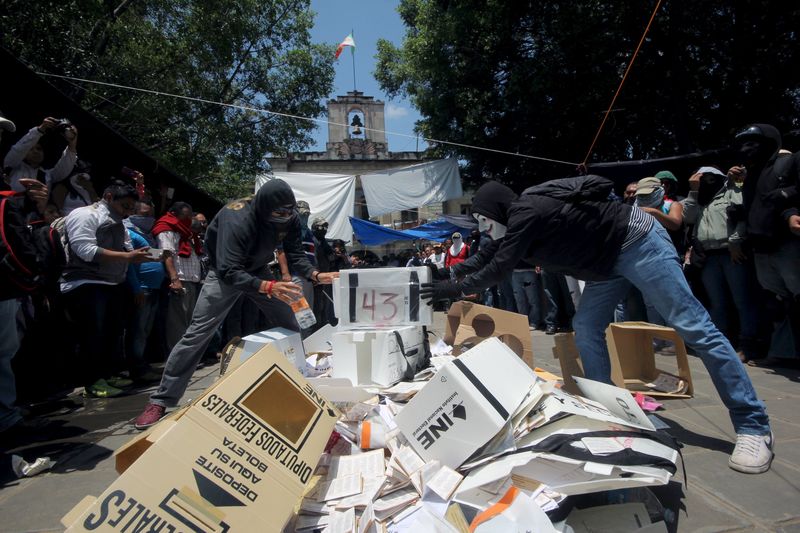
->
[422, 175, 774, 474]
[683, 166, 760, 363]
[730, 124, 800, 358]
[133, 179, 339, 429]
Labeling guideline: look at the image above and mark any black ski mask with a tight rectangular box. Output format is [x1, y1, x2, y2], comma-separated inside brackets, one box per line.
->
[696, 167, 727, 206]
[254, 178, 298, 235]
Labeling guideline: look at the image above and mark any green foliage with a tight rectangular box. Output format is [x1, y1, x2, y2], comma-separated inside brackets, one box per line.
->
[376, 0, 800, 189]
[1, 0, 335, 201]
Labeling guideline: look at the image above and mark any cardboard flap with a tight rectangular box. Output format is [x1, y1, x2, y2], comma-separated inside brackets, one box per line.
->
[61, 495, 96, 528]
[114, 413, 185, 474]
[445, 302, 534, 369]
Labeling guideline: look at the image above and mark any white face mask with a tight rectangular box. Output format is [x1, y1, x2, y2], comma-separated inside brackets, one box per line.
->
[475, 214, 507, 240]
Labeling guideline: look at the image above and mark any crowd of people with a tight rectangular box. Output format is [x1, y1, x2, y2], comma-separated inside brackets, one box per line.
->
[1, 111, 797, 475]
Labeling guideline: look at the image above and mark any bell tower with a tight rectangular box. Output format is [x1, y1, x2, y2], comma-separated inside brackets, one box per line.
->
[326, 91, 388, 158]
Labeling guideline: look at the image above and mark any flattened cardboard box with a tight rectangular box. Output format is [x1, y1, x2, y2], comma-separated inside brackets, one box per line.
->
[395, 338, 535, 469]
[553, 323, 693, 398]
[66, 419, 299, 532]
[331, 326, 425, 387]
[66, 345, 339, 531]
[445, 301, 534, 369]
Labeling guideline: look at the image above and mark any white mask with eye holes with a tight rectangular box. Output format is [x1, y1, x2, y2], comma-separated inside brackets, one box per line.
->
[474, 214, 507, 240]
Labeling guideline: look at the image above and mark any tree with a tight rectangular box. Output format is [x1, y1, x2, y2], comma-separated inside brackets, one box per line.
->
[1, 0, 334, 200]
[376, 0, 800, 190]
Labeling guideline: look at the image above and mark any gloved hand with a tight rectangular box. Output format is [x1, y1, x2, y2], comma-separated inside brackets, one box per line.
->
[424, 263, 450, 280]
[420, 281, 464, 304]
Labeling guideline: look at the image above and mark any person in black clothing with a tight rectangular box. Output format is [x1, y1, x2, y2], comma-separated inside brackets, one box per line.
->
[730, 124, 800, 358]
[422, 176, 774, 474]
[133, 180, 339, 429]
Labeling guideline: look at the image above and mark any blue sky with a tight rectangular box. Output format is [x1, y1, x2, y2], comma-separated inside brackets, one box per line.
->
[308, 0, 426, 152]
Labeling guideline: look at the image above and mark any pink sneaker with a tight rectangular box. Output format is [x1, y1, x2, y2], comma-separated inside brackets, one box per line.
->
[133, 403, 166, 430]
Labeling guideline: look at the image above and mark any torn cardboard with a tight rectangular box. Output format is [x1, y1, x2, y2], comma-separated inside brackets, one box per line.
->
[553, 323, 693, 399]
[64, 344, 339, 532]
[444, 302, 533, 369]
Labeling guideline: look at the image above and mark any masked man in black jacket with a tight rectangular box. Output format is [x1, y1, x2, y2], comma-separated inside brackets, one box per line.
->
[423, 175, 774, 474]
[134, 180, 338, 429]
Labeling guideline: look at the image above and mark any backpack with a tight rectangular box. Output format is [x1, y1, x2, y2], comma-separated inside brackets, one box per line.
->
[0, 194, 67, 300]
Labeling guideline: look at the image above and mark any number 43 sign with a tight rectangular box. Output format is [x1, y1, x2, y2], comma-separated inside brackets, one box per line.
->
[358, 289, 404, 323]
[337, 267, 433, 327]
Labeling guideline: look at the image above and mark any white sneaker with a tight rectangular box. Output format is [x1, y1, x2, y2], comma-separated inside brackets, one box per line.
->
[728, 432, 774, 474]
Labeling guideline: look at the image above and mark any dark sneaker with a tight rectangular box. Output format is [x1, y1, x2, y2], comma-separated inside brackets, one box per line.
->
[133, 403, 166, 430]
[729, 432, 774, 474]
[545, 326, 557, 335]
[84, 379, 124, 398]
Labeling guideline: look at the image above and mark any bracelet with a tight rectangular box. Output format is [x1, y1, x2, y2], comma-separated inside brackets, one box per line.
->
[312, 271, 321, 282]
[267, 280, 276, 297]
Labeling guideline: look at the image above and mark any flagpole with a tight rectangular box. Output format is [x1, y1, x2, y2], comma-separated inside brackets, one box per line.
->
[351, 29, 357, 91]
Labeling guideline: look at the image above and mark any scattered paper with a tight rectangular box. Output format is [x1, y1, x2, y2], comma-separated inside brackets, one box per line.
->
[326, 508, 356, 533]
[318, 474, 364, 502]
[328, 449, 386, 480]
[11, 455, 55, 478]
[426, 466, 463, 501]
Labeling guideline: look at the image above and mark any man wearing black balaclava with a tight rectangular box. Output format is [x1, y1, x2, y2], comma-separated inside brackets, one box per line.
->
[422, 175, 775, 474]
[133, 179, 339, 429]
[729, 125, 800, 363]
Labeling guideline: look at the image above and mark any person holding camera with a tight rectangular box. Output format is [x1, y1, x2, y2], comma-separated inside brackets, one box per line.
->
[3, 116, 78, 192]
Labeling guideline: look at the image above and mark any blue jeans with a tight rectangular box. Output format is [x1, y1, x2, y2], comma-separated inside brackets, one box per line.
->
[701, 251, 759, 355]
[0, 299, 22, 431]
[574, 224, 770, 435]
[542, 271, 575, 328]
[512, 270, 544, 326]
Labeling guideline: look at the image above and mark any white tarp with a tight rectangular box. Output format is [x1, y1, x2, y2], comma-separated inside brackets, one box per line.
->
[255, 172, 357, 242]
[360, 159, 463, 218]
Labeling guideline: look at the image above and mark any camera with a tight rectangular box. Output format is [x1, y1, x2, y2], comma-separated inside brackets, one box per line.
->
[54, 118, 72, 132]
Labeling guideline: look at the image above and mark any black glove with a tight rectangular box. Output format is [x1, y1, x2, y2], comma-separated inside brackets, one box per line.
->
[420, 281, 464, 304]
[424, 263, 450, 281]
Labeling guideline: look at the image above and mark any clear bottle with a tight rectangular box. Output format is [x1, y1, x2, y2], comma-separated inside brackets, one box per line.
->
[290, 294, 317, 329]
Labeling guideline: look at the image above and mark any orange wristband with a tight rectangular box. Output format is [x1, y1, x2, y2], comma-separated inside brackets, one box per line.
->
[267, 280, 276, 296]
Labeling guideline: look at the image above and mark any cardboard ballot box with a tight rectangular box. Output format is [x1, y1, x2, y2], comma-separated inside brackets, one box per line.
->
[395, 337, 535, 469]
[445, 301, 534, 369]
[333, 267, 432, 327]
[331, 326, 425, 387]
[64, 344, 339, 532]
[219, 327, 306, 376]
[553, 322, 693, 399]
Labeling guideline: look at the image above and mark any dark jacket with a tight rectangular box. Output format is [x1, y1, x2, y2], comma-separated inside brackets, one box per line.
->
[206, 179, 314, 294]
[741, 124, 800, 252]
[462, 176, 631, 291]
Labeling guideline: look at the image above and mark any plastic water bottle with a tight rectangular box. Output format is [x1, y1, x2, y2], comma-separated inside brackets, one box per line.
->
[290, 295, 317, 329]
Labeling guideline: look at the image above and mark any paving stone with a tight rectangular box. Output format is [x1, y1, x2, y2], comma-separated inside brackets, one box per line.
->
[665, 405, 800, 440]
[0, 469, 117, 532]
[682, 449, 800, 524]
[650, 480, 756, 533]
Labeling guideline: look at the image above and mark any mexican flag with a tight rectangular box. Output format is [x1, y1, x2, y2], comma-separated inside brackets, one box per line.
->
[335, 33, 356, 59]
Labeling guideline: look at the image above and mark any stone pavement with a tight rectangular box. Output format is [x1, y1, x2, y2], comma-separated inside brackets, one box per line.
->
[1, 318, 799, 532]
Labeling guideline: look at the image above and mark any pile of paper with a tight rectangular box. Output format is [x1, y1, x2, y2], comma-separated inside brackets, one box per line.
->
[287, 336, 679, 532]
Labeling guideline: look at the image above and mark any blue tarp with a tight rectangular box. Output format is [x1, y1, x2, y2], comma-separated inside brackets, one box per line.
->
[349, 217, 475, 245]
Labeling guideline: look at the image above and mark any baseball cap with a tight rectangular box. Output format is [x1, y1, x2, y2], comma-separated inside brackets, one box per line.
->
[654, 170, 677, 182]
[0, 110, 16, 133]
[635, 177, 663, 195]
[296, 200, 311, 216]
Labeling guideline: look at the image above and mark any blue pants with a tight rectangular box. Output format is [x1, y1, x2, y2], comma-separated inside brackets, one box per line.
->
[0, 299, 21, 431]
[574, 224, 770, 435]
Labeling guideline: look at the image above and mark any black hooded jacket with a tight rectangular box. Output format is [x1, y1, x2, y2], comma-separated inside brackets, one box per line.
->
[205, 179, 315, 293]
[739, 124, 800, 252]
[462, 176, 632, 291]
